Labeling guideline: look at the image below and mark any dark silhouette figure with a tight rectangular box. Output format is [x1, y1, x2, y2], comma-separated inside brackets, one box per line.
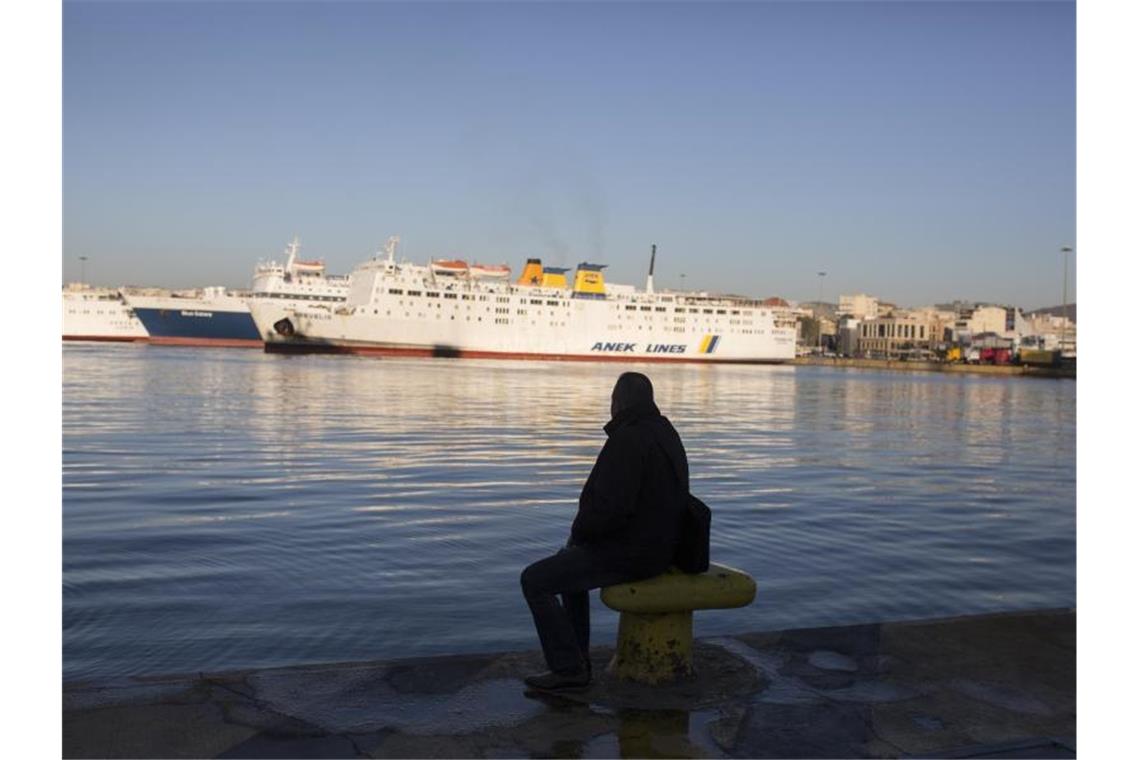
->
[520, 372, 689, 690]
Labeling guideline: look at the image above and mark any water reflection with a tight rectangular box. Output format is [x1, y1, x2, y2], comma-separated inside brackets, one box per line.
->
[63, 346, 1074, 681]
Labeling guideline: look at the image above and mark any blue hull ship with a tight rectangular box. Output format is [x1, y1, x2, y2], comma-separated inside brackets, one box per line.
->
[123, 239, 350, 348]
[130, 301, 262, 347]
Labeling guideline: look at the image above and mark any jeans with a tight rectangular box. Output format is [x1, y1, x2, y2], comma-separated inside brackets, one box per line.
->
[520, 544, 671, 674]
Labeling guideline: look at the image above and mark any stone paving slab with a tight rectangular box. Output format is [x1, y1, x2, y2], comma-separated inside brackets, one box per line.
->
[63, 609, 1075, 758]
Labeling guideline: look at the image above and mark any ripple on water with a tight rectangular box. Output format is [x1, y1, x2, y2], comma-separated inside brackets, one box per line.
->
[63, 347, 1074, 680]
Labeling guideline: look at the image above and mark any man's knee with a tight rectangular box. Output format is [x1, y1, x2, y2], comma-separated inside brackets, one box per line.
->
[520, 562, 544, 598]
[521, 553, 567, 598]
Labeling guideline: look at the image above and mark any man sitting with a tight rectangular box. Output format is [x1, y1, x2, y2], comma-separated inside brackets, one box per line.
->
[520, 371, 689, 690]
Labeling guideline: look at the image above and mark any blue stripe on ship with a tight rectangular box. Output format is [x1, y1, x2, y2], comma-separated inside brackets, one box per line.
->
[132, 308, 260, 341]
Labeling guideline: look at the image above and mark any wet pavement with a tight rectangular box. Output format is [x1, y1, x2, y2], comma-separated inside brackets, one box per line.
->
[63, 609, 1075, 758]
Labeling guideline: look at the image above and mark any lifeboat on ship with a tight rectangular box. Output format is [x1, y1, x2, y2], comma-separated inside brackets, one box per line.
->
[431, 259, 470, 277]
[291, 259, 325, 274]
[470, 262, 511, 280]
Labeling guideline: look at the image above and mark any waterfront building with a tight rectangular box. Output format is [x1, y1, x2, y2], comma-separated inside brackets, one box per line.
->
[857, 313, 931, 358]
[836, 315, 861, 356]
[953, 304, 1026, 342]
[907, 306, 958, 347]
[838, 293, 879, 320]
[1023, 312, 1077, 355]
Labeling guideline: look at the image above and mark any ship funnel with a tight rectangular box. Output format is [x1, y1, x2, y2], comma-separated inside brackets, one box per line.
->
[646, 244, 656, 295]
[541, 266, 570, 289]
[517, 258, 543, 286]
[572, 262, 607, 297]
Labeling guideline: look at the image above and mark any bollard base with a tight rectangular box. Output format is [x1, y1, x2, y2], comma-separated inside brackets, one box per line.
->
[607, 610, 694, 684]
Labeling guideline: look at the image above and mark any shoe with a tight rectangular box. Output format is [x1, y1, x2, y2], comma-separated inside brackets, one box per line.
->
[524, 668, 591, 691]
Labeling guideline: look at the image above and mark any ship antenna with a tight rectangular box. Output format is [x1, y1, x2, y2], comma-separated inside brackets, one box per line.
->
[285, 236, 300, 272]
[646, 243, 657, 295]
[384, 235, 400, 264]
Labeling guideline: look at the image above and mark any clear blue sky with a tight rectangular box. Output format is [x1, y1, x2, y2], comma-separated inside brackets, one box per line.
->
[63, 0, 1075, 309]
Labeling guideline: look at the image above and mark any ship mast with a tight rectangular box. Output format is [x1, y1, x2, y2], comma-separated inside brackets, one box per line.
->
[383, 235, 400, 265]
[285, 236, 301, 273]
[646, 244, 657, 295]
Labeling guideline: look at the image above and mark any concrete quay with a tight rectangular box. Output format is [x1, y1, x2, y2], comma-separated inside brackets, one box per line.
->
[63, 609, 1075, 759]
[793, 357, 1075, 379]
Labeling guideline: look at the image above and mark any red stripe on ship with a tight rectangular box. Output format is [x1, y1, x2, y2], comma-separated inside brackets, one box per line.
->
[63, 335, 148, 343]
[147, 337, 264, 349]
[264, 341, 788, 364]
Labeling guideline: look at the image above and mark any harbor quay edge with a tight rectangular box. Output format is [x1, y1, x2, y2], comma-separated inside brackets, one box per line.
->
[63, 608, 1075, 759]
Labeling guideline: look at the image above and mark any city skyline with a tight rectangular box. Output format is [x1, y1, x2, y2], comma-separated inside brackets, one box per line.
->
[64, 1, 1075, 309]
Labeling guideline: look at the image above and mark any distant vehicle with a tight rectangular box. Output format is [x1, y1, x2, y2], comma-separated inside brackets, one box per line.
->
[1019, 348, 1061, 367]
[979, 347, 1012, 365]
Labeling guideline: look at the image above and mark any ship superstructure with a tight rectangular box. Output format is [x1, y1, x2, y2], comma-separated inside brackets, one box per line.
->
[250, 239, 797, 363]
[62, 284, 148, 342]
[124, 238, 350, 348]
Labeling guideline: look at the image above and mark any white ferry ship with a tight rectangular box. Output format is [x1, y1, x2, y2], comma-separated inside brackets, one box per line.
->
[250, 239, 797, 363]
[123, 238, 349, 348]
[62, 284, 148, 342]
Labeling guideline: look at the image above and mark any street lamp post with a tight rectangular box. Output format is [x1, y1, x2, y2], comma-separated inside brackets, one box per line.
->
[79, 256, 88, 284]
[1060, 246, 1072, 354]
[817, 271, 826, 353]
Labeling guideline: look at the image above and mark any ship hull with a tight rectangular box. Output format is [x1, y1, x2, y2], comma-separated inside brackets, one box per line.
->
[129, 304, 261, 348]
[263, 339, 791, 364]
[251, 294, 796, 365]
[62, 289, 149, 342]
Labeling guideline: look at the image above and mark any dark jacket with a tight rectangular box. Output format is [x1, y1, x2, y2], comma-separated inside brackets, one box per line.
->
[569, 400, 689, 561]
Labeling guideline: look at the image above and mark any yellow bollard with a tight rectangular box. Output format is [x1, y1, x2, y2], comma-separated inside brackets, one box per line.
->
[601, 563, 756, 685]
[610, 610, 694, 683]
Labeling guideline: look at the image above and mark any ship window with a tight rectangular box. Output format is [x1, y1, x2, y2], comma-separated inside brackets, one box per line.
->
[655, 307, 666, 312]
[444, 293, 457, 299]
[461, 294, 471, 300]
[703, 309, 713, 314]
[426, 292, 440, 298]
[731, 310, 740, 315]
[546, 300, 559, 306]
[717, 309, 726, 315]
[388, 288, 403, 295]
[640, 306, 651, 311]
[625, 305, 637, 311]
[407, 290, 421, 296]
[530, 299, 543, 305]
